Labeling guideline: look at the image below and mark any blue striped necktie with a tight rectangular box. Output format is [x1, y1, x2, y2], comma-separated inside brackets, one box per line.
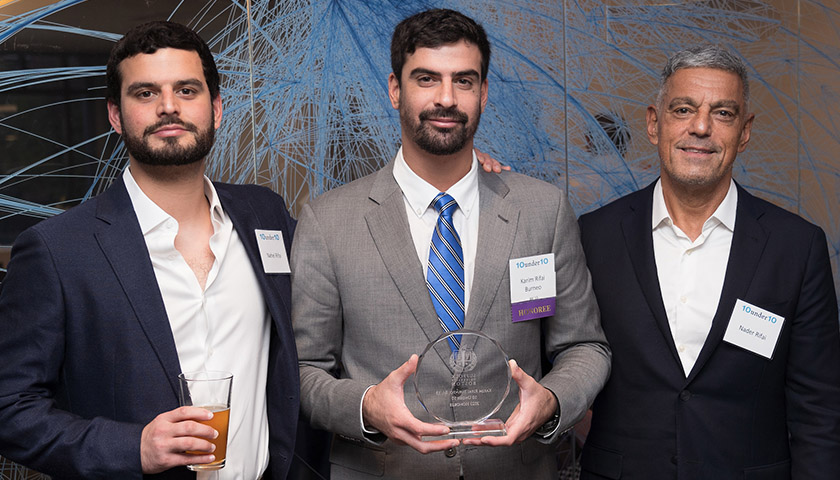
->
[427, 192, 465, 352]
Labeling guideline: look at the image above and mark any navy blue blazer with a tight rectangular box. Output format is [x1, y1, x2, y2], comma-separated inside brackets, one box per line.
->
[578, 181, 840, 480]
[0, 178, 299, 479]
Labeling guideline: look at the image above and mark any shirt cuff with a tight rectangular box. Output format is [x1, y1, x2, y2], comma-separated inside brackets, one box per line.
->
[360, 384, 380, 435]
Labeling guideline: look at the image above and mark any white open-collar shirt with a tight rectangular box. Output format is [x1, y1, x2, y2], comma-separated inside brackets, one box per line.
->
[124, 168, 270, 480]
[652, 178, 737, 376]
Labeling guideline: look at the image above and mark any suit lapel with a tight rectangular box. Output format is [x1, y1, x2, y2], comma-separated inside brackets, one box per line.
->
[621, 183, 683, 367]
[364, 164, 444, 355]
[466, 171, 519, 333]
[93, 178, 183, 400]
[687, 184, 768, 381]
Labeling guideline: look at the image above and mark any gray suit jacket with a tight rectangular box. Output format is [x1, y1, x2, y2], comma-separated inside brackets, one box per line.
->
[292, 161, 610, 479]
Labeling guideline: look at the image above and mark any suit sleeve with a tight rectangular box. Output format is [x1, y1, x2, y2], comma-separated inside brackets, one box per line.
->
[0, 227, 144, 479]
[539, 192, 611, 436]
[291, 202, 372, 440]
[786, 226, 840, 479]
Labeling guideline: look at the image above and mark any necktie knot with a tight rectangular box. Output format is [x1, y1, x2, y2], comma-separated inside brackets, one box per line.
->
[432, 193, 458, 219]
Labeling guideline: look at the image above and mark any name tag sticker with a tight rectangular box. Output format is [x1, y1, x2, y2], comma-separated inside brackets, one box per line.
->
[723, 299, 785, 359]
[509, 254, 556, 322]
[255, 229, 290, 274]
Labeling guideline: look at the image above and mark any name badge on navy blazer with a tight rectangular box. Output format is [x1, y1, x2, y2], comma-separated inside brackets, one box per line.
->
[723, 299, 785, 359]
[255, 229, 291, 274]
[509, 254, 556, 322]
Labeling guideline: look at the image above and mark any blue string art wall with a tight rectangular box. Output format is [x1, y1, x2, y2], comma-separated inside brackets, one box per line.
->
[1, 1, 839, 291]
[1, 0, 840, 477]
[1, 1, 839, 288]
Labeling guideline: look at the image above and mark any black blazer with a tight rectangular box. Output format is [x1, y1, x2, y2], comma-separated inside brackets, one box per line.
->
[578, 181, 840, 480]
[0, 178, 299, 479]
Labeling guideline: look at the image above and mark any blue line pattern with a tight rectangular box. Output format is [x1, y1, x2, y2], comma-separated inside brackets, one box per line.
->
[0, 2, 838, 298]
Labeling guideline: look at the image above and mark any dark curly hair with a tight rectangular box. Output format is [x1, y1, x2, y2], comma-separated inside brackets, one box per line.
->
[391, 9, 491, 84]
[106, 20, 219, 106]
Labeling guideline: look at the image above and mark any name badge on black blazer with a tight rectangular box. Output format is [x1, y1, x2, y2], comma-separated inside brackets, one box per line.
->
[255, 229, 291, 274]
[723, 299, 785, 359]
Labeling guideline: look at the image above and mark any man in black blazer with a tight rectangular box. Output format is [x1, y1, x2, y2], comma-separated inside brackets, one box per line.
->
[0, 21, 298, 479]
[579, 45, 840, 479]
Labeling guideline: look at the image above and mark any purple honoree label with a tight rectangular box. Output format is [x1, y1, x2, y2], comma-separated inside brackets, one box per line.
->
[511, 297, 556, 322]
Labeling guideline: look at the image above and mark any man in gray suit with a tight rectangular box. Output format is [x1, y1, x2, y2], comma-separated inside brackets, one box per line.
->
[292, 9, 610, 479]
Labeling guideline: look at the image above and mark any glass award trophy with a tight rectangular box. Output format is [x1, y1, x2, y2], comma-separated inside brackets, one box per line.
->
[413, 329, 511, 441]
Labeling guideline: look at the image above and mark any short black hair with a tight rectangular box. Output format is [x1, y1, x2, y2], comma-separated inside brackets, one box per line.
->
[106, 20, 220, 106]
[391, 9, 491, 83]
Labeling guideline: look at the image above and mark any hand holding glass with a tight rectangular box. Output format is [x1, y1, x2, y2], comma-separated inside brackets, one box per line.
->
[178, 371, 233, 471]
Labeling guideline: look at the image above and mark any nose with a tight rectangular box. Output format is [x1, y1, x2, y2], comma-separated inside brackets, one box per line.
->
[688, 109, 711, 137]
[156, 89, 180, 117]
[434, 79, 456, 108]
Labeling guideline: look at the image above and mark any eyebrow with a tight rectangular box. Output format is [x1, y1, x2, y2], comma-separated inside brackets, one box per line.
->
[668, 96, 741, 114]
[125, 78, 205, 95]
[710, 99, 741, 113]
[409, 67, 480, 79]
[667, 97, 698, 109]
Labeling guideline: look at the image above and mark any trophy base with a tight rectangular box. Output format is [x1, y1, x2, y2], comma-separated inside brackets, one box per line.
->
[421, 419, 507, 441]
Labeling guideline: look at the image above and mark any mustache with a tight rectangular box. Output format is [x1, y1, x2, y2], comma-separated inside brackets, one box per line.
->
[419, 106, 468, 124]
[143, 115, 198, 136]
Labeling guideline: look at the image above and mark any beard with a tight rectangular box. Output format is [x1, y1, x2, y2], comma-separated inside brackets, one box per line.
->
[120, 113, 215, 167]
[401, 104, 479, 156]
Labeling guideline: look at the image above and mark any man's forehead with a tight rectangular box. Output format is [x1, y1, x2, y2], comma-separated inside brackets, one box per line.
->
[118, 48, 205, 84]
[403, 41, 482, 73]
[119, 48, 203, 71]
[664, 67, 745, 101]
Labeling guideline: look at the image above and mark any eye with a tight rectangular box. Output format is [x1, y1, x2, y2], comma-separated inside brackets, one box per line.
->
[455, 77, 474, 88]
[417, 75, 435, 85]
[136, 90, 154, 99]
[177, 87, 197, 96]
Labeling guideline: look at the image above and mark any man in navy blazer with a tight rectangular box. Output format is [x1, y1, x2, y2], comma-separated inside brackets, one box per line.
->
[0, 21, 298, 479]
[578, 45, 840, 479]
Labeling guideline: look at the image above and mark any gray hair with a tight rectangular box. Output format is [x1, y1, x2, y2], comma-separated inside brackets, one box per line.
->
[657, 45, 750, 111]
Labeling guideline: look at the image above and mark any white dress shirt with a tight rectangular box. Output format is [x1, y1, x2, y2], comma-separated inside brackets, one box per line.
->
[392, 146, 480, 312]
[652, 178, 737, 376]
[124, 168, 271, 480]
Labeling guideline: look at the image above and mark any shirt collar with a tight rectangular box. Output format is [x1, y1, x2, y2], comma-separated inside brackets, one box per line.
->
[392, 146, 479, 218]
[123, 167, 225, 235]
[652, 178, 738, 233]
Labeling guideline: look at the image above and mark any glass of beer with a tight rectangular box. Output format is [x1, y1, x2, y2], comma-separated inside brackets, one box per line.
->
[178, 370, 233, 471]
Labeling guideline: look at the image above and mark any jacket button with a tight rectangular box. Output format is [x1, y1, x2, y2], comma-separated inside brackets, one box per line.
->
[671, 455, 678, 465]
[444, 447, 456, 458]
[679, 390, 691, 401]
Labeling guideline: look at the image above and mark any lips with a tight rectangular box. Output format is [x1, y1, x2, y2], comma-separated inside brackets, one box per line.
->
[677, 144, 718, 155]
[143, 119, 197, 138]
[153, 125, 187, 135]
[427, 117, 461, 128]
[419, 107, 468, 127]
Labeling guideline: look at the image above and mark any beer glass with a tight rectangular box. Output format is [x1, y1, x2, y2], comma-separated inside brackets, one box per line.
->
[178, 370, 233, 471]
